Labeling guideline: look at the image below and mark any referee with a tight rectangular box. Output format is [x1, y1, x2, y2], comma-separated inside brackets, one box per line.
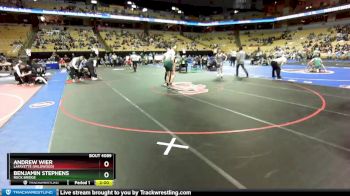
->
[236, 47, 249, 78]
[130, 52, 140, 72]
[270, 56, 287, 79]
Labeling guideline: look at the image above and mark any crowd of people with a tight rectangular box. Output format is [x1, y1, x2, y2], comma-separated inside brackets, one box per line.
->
[298, 26, 350, 59]
[7, 18, 348, 62]
[103, 30, 172, 50]
[335, 25, 350, 41]
[245, 31, 293, 46]
[32, 28, 101, 51]
[102, 30, 204, 52]
[187, 33, 236, 51]
[245, 24, 350, 61]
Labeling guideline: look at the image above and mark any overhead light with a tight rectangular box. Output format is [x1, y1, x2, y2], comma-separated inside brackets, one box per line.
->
[178, 10, 182, 14]
[127, 1, 132, 5]
[306, 6, 309, 9]
[131, 4, 136, 9]
[40, 16, 45, 22]
[91, 0, 97, 4]
[234, 10, 239, 14]
[142, 8, 147, 12]
[172, 6, 176, 10]
[34, 0, 37, 2]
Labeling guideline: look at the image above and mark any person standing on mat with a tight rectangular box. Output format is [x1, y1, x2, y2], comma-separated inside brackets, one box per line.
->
[13, 60, 24, 85]
[130, 52, 139, 72]
[81, 55, 98, 80]
[270, 56, 287, 79]
[163, 46, 176, 87]
[229, 49, 237, 67]
[215, 49, 227, 79]
[112, 53, 117, 67]
[236, 47, 249, 78]
[68, 56, 84, 82]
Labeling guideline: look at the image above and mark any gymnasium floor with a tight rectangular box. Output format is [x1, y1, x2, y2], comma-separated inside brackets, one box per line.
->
[1, 63, 350, 189]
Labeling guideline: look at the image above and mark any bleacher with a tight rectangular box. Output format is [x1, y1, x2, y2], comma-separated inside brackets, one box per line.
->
[31, 26, 104, 52]
[99, 28, 207, 52]
[99, 28, 149, 52]
[0, 24, 31, 57]
[150, 31, 208, 51]
[288, 27, 330, 49]
[240, 30, 289, 54]
[0, 17, 346, 60]
[237, 23, 350, 60]
[186, 32, 238, 52]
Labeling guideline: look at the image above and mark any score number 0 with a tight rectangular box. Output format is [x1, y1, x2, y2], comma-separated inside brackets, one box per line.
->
[104, 161, 110, 178]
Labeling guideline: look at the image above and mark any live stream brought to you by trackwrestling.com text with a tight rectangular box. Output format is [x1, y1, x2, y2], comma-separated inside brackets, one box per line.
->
[1, 189, 192, 196]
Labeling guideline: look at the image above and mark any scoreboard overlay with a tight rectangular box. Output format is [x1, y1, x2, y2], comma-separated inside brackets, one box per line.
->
[7, 153, 115, 186]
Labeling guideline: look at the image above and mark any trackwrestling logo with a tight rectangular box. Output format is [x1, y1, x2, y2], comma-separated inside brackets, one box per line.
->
[1, 189, 56, 196]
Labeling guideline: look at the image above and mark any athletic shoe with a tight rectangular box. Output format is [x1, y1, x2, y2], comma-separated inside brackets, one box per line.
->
[79, 78, 84, 82]
[162, 83, 167, 87]
[91, 77, 98, 81]
[72, 79, 76, 83]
